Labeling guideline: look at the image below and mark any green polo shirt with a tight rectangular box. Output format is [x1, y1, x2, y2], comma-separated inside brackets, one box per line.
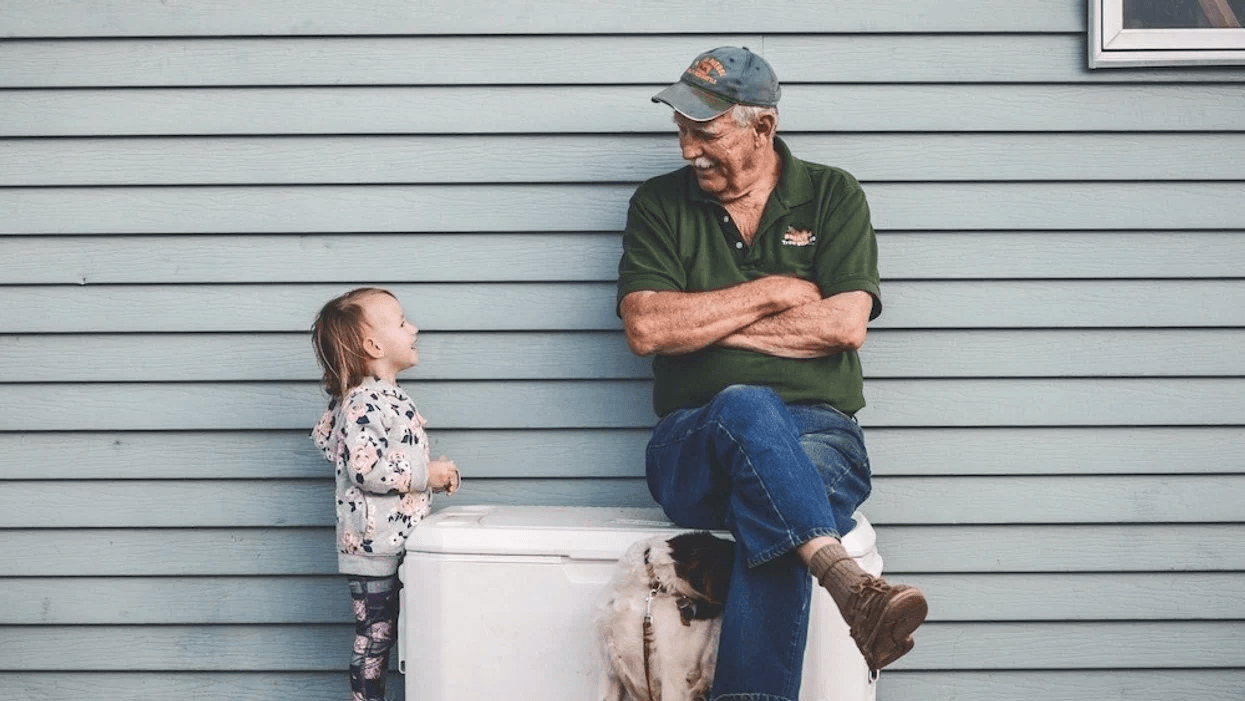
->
[616, 137, 882, 418]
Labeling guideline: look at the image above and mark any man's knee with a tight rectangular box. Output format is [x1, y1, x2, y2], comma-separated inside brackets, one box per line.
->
[709, 384, 783, 412]
[705, 384, 791, 429]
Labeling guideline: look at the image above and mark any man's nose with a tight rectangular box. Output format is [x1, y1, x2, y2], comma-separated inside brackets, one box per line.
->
[679, 135, 701, 160]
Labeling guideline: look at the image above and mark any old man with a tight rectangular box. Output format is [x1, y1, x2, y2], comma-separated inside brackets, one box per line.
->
[617, 46, 927, 700]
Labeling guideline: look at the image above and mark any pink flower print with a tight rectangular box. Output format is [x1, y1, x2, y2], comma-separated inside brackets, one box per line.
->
[389, 448, 409, 472]
[413, 410, 428, 430]
[353, 598, 367, 621]
[340, 530, 362, 554]
[393, 469, 412, 493]
[371, 620, 393, 641]
[346, 401, 368, 423]
[350, 441, 379, 476]
[312, 411, 333, 443]
[398, 492, 428, 517]
[353, 692, 366, 701]
[382, 532, 405, 547]
[353, 634, 369, 655]
[362, 655, 385, 679]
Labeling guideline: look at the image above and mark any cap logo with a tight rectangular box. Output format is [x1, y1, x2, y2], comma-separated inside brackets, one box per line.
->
[686, 57, 727, 85]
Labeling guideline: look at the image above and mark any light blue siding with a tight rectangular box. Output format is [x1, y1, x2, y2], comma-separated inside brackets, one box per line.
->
[5, 35, 1245, 86]
[5, 85, 1245, 135]
[1, 1, 1243, 700]
[0, 0, 1085, 36]
[6, 135, 1245, 185]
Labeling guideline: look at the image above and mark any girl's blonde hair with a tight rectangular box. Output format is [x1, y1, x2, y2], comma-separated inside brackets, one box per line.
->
[310, 287, 394, 400]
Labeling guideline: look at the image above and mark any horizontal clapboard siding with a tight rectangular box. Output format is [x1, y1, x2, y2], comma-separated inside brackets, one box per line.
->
[3, 35, 1245, 86]
[6, 184, 1244, 233]
[4, 425, 1245, 479]
[6, 328, 1245, 381]
[6, 526, 1245, 576]
[881, 671, 1245, 701]
[5, 281, 1245, 331]
[7, 135, 1245, 185]
[7, 571, 1245, 624]
[1, 672, 1242, 701]
[1, 622, 1240, 669]
[7, 86, 1245, 135]
[5, 475, 1245, 526]
[2, 1, 1243, 700]
[0, 0, 1088, 36]
[5, 232, 1245, 281]
[4, 378, 1245, 430]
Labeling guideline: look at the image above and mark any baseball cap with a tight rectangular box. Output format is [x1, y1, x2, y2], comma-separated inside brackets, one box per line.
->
[651, 46, 781, 121]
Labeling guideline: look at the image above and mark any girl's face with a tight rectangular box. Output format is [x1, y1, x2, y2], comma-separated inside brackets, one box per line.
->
[361, 293, 419, 381]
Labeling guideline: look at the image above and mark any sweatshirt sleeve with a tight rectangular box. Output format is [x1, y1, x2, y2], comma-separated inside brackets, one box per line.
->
[339, 389, 430, 495]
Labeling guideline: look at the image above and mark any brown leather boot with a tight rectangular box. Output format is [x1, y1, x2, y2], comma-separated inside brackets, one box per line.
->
[838, 574, 928, 672]
[808, 544, 928, 672]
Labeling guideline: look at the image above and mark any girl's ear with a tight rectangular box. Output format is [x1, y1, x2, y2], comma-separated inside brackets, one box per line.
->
[362, 334, 385, 360]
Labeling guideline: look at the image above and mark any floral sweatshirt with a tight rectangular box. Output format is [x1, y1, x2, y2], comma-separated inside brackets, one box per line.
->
[312, 377, 432, 576]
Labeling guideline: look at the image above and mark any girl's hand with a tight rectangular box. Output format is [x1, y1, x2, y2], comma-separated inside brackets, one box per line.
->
[428, 456, 460, 495]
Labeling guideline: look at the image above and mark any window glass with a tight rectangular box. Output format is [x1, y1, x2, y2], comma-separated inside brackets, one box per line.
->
[1124, 0, 1243, 28]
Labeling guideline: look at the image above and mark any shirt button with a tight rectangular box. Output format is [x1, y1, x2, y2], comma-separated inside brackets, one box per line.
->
[735, 242, 744, 249]
[722, 216, 730, 223]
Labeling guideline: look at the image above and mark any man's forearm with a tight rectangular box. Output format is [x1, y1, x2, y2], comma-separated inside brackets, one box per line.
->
[718, 290, 873, 359]
[621, 276, 821, 356]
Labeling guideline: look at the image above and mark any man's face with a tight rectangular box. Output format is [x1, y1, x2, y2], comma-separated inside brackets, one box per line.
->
[674, 111, 763, 201]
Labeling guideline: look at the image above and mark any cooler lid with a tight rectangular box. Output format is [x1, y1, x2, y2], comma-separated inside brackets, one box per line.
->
[405, 505, 692, 560]
[405, 505, 875, 562]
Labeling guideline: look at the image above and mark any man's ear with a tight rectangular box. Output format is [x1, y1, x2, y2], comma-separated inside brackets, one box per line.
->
[362, 335, 385, 360]
[752, 112, 777, 145]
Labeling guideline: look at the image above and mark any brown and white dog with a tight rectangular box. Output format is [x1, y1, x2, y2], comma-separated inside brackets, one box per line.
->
[597, 531, 736, 701]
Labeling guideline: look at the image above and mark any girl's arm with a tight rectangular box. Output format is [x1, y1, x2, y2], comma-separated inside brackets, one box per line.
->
[341, 393, 430, 495]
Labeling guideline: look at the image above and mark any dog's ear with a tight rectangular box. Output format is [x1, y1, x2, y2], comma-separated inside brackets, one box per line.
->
[668, 532, 735, 604]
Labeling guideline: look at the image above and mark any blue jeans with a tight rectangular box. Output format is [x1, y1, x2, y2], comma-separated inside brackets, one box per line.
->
[645, 385, 873, 701]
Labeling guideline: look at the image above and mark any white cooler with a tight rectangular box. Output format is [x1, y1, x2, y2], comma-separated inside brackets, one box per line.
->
[399, 505, 881, 701]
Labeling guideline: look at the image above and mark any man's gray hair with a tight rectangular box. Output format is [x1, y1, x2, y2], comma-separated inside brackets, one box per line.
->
[730, 104, 780, 129]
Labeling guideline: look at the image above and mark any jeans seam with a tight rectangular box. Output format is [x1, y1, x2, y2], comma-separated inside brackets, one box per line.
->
[714, 418, 802, 565]
[781, 575, 811, 696]
[747, 526, 841, 567]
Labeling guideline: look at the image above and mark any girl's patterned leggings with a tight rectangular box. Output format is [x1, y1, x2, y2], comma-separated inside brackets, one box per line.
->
[347, 574, 401, 701]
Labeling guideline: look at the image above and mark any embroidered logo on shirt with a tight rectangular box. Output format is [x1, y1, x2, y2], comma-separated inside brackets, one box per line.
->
[782, 226, 817, 246]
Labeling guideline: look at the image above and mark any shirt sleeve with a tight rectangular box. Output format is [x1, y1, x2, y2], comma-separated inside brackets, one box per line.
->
[616, 187, 687, 315]
[340, 390, 430, 495]
[813, 169, 883, 320]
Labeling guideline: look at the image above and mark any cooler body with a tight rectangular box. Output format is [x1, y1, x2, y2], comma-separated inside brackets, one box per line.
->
[399, 505, 880, 701]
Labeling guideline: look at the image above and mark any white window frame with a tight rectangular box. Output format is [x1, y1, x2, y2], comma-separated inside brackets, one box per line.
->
[1090, 0, 1245, 67]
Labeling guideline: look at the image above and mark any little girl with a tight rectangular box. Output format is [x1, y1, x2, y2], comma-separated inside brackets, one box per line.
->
[310, 287, 460, 701]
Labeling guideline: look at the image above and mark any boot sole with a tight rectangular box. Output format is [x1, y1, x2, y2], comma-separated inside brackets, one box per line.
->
[861, 588, 928, 672]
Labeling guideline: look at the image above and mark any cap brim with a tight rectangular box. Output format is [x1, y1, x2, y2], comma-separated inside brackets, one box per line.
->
[651, 81, 734, 121]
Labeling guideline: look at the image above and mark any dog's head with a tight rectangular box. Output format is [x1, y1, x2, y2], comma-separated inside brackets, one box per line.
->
[666, 531, 735, 606]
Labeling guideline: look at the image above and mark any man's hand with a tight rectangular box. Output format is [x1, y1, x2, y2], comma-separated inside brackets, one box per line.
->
[718, 290, 874, 359]
[620, 276, 821, 356]
[754, 275, 823, 309]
